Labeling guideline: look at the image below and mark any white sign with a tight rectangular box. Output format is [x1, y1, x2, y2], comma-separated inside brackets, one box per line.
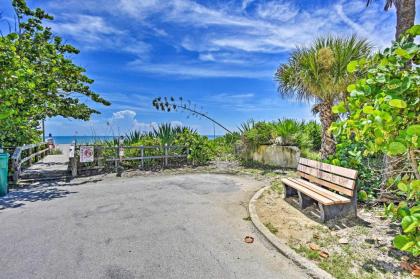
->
[69, 145, 75, 158]
[80, 146, 94, 163]
[119, 147, 125, 158]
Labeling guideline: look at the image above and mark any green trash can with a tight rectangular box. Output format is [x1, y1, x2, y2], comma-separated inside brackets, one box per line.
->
[0, 153, 9, 197]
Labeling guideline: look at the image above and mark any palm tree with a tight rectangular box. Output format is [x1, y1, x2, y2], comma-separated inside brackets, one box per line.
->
[276, 36, 371, 159]
[366, 0, 416, 39]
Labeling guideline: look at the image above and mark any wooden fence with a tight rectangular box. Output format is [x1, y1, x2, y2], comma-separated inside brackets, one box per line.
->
[69, 143, 189, 177]
[10, 142, 50, 184]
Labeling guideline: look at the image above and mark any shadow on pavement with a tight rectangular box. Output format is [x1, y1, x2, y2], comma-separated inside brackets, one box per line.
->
[0, 187, 77, 210]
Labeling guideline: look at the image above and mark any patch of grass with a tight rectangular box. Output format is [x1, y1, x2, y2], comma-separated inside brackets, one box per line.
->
[293, 244, 320, 260]
[242, 216, 251, 221]
[294, 237, 384, 279]
[353, 225, 370, 236]
[270, 180, 283, 194]
[264, 222, 278, 234]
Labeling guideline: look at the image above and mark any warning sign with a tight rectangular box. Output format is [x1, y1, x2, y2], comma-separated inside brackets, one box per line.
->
[80, 146, 94, 163]
[69, 145, 75, 158]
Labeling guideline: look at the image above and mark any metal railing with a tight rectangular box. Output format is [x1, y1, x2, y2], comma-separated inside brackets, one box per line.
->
[11, 142, 49, 184]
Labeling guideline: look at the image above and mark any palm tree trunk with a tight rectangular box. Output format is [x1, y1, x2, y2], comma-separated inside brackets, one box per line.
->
[318, 102, 336, 160]
[395, 0, 416, 40]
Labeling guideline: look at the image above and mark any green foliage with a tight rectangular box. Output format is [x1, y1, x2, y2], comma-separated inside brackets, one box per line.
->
[174, 129, 214, 165]
[0, 1, 109, 146]
[385, 179, 420, 256]
[210, 132, 241, 160]
[276, 35, 372, 158]
[243, 122, 275, 147]
[332, 25, 420, 256]
[331, 27, 419, 160]
[238, 119, 255, 134]
[304, 121, 322, 151]
[327, 142, 383, 201]
[242, 119, 322, 157]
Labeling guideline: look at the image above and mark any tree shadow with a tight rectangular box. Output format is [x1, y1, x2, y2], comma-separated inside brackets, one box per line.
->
[0, 187, 77, 210]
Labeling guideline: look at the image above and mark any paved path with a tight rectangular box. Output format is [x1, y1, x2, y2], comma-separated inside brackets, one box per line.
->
[19, 144, 70, 180]
[0, 173, 308, 279]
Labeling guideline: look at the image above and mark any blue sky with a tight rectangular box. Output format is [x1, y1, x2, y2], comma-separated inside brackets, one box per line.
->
[1, 0, 417, 135]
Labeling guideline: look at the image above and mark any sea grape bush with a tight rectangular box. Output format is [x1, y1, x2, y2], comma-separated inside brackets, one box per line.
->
[331, 25, 420, 256]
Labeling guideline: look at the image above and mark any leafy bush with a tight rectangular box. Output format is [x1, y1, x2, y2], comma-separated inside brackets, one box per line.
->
[304, 121, 322, 151]
[331, 25, 420, 256]
[243, 122, 275, 147]
[327, 142, 383, 201]
[242, 119, 322, 156]
[385, 179, 420, 256]
[174, 128, 214, 165]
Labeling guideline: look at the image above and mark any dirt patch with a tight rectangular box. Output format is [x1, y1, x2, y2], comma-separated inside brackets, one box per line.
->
[255, 187, 416, 279]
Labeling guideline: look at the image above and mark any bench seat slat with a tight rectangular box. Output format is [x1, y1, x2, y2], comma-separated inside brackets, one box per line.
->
[282, 178, 337, 205]
[289, 178, 350, 204]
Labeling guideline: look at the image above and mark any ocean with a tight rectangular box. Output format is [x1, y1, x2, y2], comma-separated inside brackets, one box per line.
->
[52, 135, 221, 144]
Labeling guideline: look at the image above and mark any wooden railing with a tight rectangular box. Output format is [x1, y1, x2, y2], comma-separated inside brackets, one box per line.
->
[69, 143, 189, 177]
[11, 142, 49, 184]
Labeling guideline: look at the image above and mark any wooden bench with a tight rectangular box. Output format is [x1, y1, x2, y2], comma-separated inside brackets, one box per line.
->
[282, 158, 358, 222]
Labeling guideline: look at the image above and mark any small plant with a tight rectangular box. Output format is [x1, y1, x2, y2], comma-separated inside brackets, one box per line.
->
[271, 180, 283, 194]
[385, 179, 420, 256]
[264, 222, 279, 234]
[238, 119, 255, 135]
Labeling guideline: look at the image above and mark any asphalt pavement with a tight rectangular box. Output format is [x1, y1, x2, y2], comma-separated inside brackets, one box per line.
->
[0, 173, 308, 279]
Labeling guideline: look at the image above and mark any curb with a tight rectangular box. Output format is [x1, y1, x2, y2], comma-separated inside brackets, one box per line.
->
[249, 186, 335, 279]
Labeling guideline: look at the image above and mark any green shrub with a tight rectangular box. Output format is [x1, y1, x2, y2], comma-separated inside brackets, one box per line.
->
[332, 25, 420, 256]
[242, 119, 322, 155]
[243, 122, 275, 147]
[304, 121, 322, 151]
[327, 142, 383, 201]
[174, 128, 215, 165]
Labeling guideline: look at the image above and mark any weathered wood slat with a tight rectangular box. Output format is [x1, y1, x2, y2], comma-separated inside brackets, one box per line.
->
[289, 178, 350, 204]
[18, 148, 49, 166]
[297, 164, 355, 189]
[298, 171, 354, 196]
[281, 178, 336, 205]
[299, 157, 357, 179]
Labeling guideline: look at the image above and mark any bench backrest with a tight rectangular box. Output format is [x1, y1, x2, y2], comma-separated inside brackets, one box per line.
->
[297, 158, 357, 197]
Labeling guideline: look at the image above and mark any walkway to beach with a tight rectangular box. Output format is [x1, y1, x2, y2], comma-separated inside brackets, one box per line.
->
[18, 144, 70, 182]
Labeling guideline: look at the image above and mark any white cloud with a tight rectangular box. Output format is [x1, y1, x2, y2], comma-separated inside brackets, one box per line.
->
[128, 60, 273, 78]
[241, 0, 255, 11]
[112, 110, 136, 120]
[44, 0, 397, 79]
[49, 14, 122, 43]
[198, 53, 215, 62]
[255, 1, 298, 22]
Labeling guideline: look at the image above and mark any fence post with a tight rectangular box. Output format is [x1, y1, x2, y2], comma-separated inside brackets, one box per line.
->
[164, 144, 168, 167]
[140, 146, 144, 169]
[27, 146, 32, 167]
[70, 144, 77, 177]
[116, 136, 123, 177]
[11, 147, 21, 185]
